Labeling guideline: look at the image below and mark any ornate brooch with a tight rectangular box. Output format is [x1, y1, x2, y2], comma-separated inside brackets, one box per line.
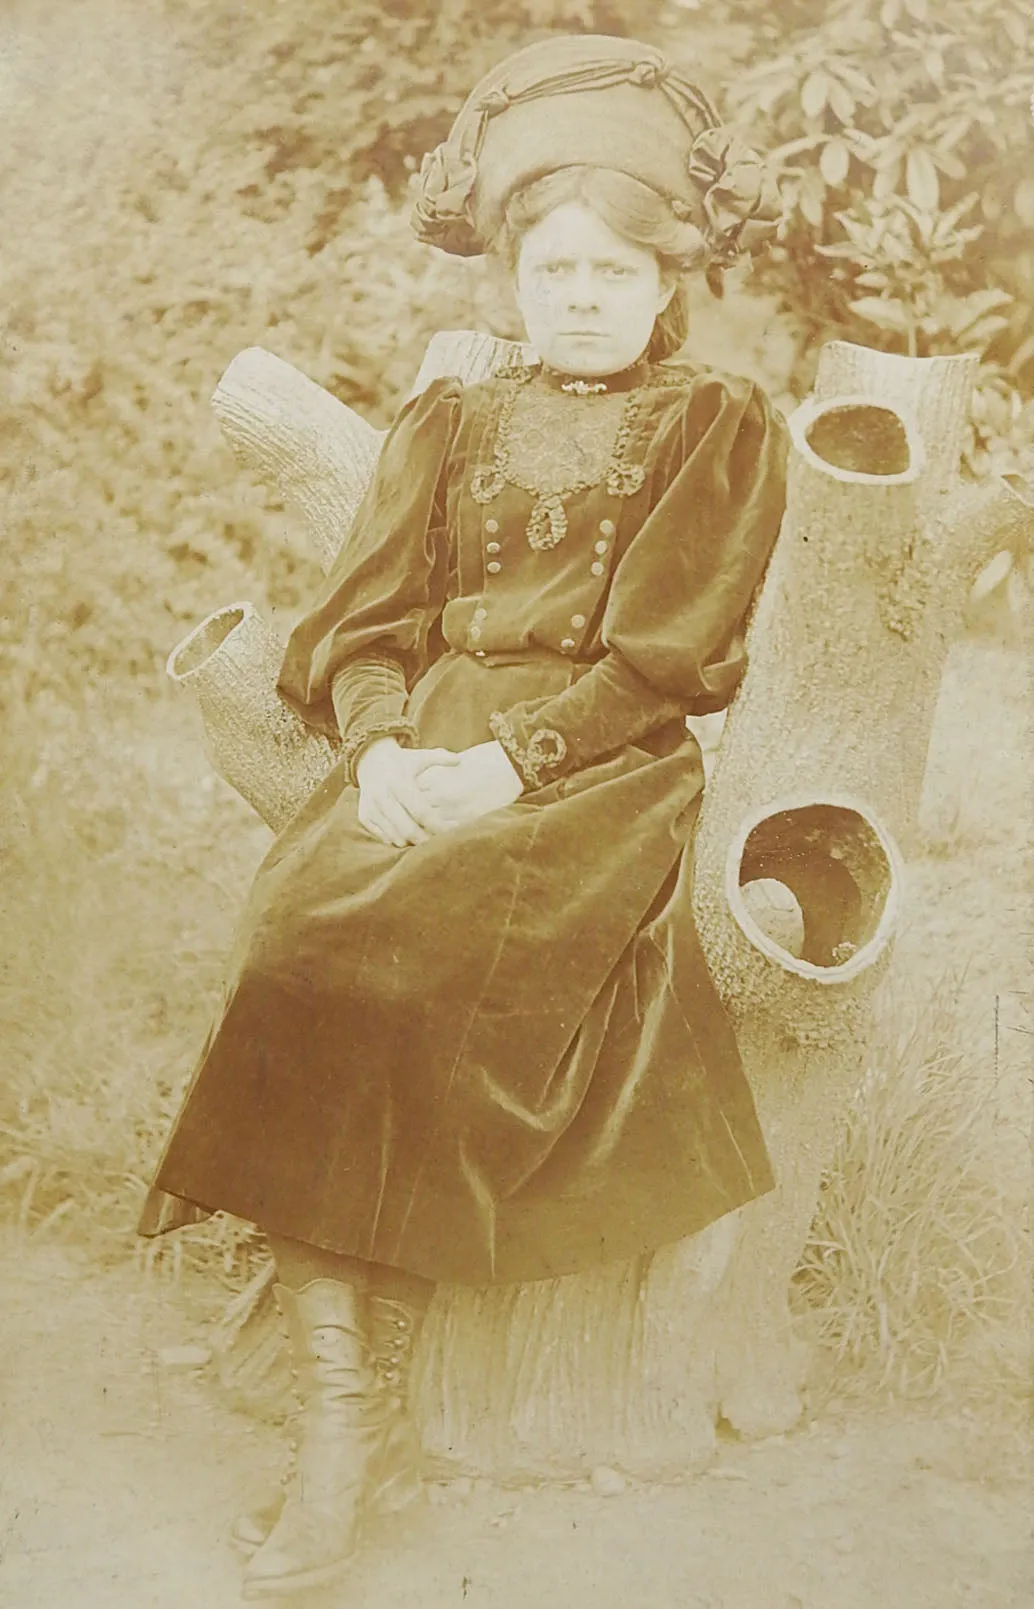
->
[560, 378, 608, 397]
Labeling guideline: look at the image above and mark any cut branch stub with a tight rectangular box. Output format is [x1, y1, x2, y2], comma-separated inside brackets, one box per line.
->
[811, 343, 978, 493]
[945, 473, 1034, 587]
[167, 602, 336, 831]
[211, 348, 386, 573]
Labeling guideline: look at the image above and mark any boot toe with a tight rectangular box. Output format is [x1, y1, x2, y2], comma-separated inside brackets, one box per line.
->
[241, 1546, 353, 1599]
[241, 1504, 359, 1599]
[230, 1496, 284, 1554]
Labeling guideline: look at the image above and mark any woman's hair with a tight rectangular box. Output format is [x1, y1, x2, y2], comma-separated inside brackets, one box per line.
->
[492, 166, 708, 362]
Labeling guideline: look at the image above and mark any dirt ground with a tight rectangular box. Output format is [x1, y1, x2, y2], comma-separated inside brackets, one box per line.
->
[1, 636, 1030, 1609]
[0, 1233, 1029, 1609]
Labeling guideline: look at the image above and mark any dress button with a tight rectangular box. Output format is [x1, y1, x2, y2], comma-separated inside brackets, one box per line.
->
[598, 519, 617, 538]
[473, 606, 487, 621]
[486, 560, 502, 574]
[570, 613, 586, 629]
[486, 541, 501, 554]
[485, 518, 500, 534]
[560, 637, 576, 651]
[594, 539, 609, 555]
[469, 625, 482, 640]
[591, 561, 605, 576]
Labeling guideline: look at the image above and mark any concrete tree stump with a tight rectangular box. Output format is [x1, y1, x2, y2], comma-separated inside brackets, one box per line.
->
[171, 333, 1034, 1480]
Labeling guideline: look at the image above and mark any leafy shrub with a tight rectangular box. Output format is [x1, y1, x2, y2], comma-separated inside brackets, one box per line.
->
[728, 0, 1034, 476]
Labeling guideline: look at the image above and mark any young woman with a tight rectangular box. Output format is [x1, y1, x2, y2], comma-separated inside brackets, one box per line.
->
[139, 34, 789, 1600]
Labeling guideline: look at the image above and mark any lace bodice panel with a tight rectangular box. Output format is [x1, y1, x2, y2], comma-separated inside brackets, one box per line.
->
[443, 365, 690, 663]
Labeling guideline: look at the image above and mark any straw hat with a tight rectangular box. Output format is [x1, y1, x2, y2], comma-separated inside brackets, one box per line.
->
[412, 34, 780, 264]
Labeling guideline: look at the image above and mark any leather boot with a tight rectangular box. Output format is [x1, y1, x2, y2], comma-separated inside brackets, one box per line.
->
[240, 1278, 392, 1600]
[363, 1290, 425, 1511]
[232, 1283, 426, 1567]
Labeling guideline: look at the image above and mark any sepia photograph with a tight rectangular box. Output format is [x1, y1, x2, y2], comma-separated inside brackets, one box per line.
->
[0, 1, 1030, 1605]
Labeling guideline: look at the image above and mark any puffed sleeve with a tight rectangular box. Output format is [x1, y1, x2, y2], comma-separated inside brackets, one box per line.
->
[488, 374, 788, 789]
[276, 377, 462, 778]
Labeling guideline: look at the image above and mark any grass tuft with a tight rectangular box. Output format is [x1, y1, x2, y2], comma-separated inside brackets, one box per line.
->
[795, 972, 1028, 1399]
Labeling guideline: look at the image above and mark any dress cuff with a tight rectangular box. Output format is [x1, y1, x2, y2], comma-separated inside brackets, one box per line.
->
[489, 710, 568, 791]
[341, 721, 419, 787]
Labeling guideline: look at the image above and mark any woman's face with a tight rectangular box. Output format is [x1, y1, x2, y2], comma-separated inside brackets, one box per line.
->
[513, 201, 675, 377]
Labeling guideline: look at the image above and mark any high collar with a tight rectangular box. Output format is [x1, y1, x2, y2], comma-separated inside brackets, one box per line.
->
[537, 355, 651, 395]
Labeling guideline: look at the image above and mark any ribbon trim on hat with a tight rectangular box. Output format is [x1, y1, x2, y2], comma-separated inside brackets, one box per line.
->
[413, 50, 780, 264]
[413, 145, 480, 256]
[687, 127, 783, 263]
[413, 53, 718, 257]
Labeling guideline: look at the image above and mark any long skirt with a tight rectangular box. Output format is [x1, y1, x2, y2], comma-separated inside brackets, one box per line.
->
[138, 649, 774, 1285]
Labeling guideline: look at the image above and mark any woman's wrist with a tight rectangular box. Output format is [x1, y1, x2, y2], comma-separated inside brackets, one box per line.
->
[354, 735, 399, 782]
[345, 724, 417, 787]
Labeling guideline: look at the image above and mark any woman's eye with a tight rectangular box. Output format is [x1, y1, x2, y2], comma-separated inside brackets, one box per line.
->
[604, 266, 633, 279]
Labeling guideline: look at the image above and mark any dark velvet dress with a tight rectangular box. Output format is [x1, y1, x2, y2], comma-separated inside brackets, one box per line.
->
[138, 357, 789, 1286]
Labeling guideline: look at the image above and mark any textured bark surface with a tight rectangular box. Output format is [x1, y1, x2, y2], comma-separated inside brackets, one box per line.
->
[171, 335, 1034, 1479]
[166, 602, 336, 833]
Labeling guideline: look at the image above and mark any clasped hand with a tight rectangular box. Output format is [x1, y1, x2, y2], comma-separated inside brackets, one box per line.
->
[355, 737, 524, 847]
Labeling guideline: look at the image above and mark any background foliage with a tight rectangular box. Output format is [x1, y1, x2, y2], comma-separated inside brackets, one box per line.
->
[1, 0, 1029, 704]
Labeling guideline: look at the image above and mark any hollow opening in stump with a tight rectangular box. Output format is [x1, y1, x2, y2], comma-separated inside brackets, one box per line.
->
[804, 404, 911, 477]
[168, 604, 248, 681]
[727, 799, 901, 981]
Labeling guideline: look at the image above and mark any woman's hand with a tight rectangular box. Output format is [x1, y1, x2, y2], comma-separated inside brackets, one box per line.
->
[415, 741, 524, 828]
[355, 737, 462, 847]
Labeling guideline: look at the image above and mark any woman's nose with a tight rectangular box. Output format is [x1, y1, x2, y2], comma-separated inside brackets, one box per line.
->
[565, 267, 600, 310]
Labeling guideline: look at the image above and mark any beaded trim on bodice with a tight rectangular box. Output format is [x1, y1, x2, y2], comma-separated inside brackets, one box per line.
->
[470, 364, 683, 552]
